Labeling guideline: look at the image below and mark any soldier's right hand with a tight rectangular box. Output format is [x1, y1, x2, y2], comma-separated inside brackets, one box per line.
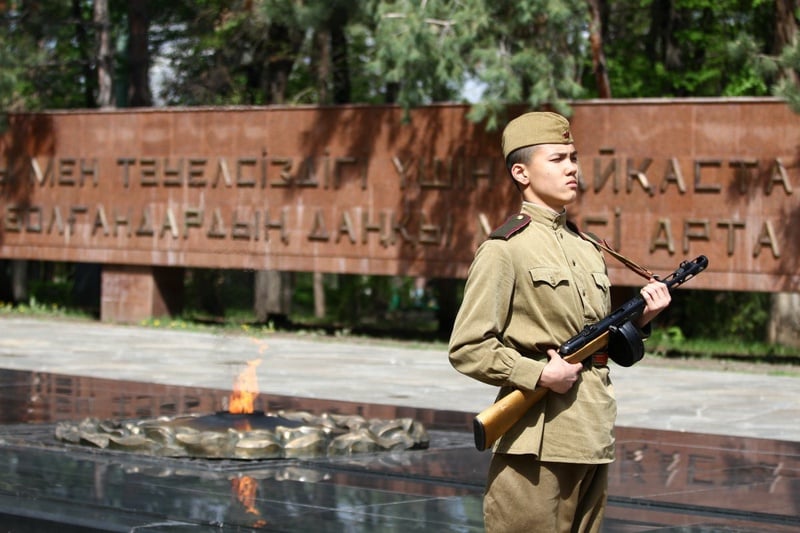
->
[538, 349, 582, 394]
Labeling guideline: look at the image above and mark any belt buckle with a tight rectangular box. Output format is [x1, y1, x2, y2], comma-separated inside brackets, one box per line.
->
[583, 352, 609, 369]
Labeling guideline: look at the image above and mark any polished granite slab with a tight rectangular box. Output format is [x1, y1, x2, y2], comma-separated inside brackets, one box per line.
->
[0, 369, 797, 532]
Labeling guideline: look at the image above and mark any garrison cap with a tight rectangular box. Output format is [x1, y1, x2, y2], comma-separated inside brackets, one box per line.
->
[501, 111, 574, 159]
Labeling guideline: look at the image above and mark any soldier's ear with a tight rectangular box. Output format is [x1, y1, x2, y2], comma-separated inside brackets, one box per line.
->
[509, 163, 530, 187]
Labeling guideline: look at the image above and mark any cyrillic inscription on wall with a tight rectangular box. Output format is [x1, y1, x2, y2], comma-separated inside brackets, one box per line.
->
[0, 101, 797, 292]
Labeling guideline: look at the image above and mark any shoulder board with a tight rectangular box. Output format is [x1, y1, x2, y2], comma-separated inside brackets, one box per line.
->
[490, 214, 531, 240]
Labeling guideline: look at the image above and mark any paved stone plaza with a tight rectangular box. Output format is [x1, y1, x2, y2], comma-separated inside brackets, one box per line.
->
[0, 316, 798, 531]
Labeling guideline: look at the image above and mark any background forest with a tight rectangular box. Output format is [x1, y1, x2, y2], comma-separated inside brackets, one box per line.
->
[1, 0, 799, 359]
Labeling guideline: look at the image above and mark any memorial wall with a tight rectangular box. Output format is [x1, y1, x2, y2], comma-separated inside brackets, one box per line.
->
[1, 99, 798, 295]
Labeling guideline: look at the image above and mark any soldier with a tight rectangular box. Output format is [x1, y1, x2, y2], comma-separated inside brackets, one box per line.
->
[448, 112, 671, 532]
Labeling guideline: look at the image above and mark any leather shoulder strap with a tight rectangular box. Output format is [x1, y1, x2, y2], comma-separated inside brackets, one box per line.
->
[567, 220, 654, 280]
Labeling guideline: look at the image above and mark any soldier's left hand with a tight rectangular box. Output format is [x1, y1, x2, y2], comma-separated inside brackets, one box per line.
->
[637, 278, 671, 327]
[641, 278, 670, 313]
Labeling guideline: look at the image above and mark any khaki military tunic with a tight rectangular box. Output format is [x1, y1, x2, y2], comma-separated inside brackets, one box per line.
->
[449, 202, 615, 463]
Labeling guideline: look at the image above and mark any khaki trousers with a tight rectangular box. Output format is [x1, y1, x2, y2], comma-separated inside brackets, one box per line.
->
[484, 454, 608, 533]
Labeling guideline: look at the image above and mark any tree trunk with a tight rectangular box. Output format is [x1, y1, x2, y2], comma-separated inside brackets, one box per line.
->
[315, 28, 332, 104]
[11, 260, 27, 304]
[313, 272, 326, 319]
[311, 6, 350, 105]
[647, 0, 681, 70]
[765, 1, 798, 344]
[384, 82, 399, 104]
[254, 17, 297, 330]
[586, 0, 612, 98]
[774, 0, 799, 86]
[768, 292, 800, 348]
[266, 24, 296, 104]
[73, 0, 95, 108]
[127, 0, 152, 107]
[94, 0, 114, 108]
[330, 6, 351, 104]
[254, 270, 292, 326]
[774, 0, 798, 52]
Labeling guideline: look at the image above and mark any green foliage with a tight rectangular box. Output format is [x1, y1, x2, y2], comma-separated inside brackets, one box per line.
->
[466, 0, 588, 127]
[660, 289, 771, 342]
[183, 268, 255, 320]
[156, 1, 276, 105]
[0, 1, 119, 109]
[370, 0, 473, 108]
[647, 326, 800, 361]
[157, 0, 367, 106]
[2, 0, 797, 118]
[290, 273, 439, 334]
[639, 290, 800, 360]
[0, 262, 92, 319]
[595, 0, 777, 98]
[0, 5, 46, 116]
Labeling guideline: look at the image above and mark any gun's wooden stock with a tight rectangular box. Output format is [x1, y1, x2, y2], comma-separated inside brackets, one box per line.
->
[473, 332, 610, 451]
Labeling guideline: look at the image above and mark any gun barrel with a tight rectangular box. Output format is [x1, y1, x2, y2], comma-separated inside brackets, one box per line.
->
[560, 255, 708, 357]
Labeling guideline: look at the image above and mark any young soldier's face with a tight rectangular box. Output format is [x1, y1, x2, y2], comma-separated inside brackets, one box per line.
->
[512, 143, 579, 211]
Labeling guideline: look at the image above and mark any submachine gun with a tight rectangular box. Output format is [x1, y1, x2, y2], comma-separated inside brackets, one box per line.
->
[472, 255, 709, 452]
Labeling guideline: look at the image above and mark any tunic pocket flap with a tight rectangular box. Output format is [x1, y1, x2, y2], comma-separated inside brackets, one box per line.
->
[529, 268, 569, 288]
[591, 272, 611, 291]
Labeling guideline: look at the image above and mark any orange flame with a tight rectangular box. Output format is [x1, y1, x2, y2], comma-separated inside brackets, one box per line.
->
[232, 475, 267, 527]
[228, 357, 262, 414]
